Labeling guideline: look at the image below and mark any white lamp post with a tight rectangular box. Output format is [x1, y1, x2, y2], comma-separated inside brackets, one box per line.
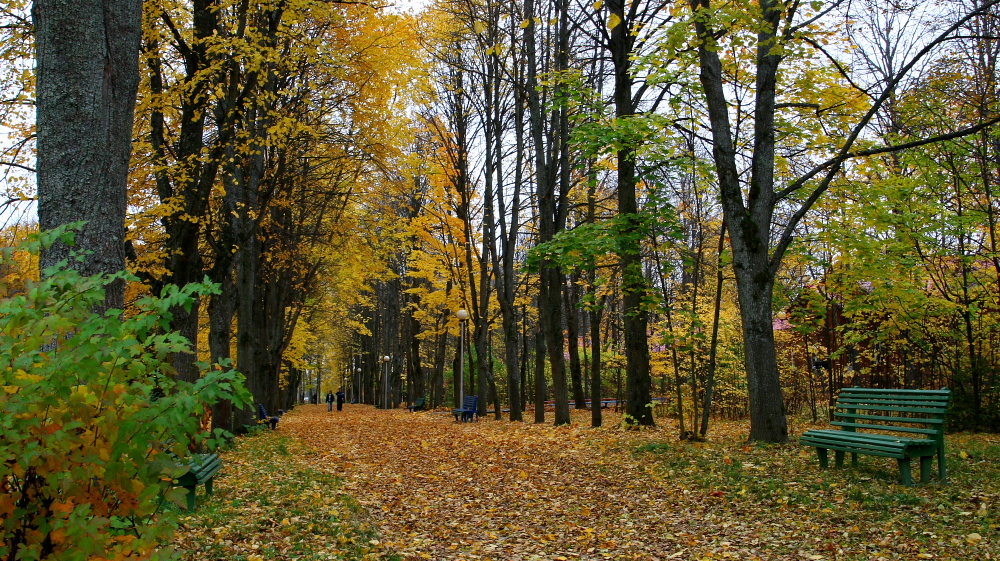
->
[355, 367, 361, 403]
[381, 355, 390, 409]
[456, 309, 469, 405]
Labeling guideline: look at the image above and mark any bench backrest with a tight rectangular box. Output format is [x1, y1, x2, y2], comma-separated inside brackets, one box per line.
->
[462, 395, 477, 410]
[413, 397, 426, 405]
[257, 403, 269, 420]
[832, 387, 950, 443]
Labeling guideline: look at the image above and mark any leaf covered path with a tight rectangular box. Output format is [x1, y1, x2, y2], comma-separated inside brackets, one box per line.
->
[281, 405, 716, 560]
[274, 404, 997, 561]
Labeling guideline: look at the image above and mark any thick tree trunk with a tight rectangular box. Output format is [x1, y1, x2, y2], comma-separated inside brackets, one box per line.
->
[34, 0, 141, 311]
[733, 266, 788, 442]
[208, 272, 235, 433]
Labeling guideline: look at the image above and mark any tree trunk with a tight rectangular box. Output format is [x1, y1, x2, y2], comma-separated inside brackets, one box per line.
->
[34, 0, 141, 312]
[534, 320, 547, 424]
[608, 0, 653, 426]
[700, 222, 727, 438]
[566, 275, 586, 408]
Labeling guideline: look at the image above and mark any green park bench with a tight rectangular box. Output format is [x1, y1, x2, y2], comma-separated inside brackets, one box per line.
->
[800, 387, 951, 485]
[174, 452, 223, 511]
[407, 396, 427, 412]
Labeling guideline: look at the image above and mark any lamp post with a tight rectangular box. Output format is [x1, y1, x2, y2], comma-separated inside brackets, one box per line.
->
[355, 367, 361, 403]
[456, 309, 469, 405]
[381, 355, 390, 409]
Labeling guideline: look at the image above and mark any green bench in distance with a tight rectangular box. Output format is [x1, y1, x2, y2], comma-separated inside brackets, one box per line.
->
[407, 396, 427, 412]
[800, 387, 950, 485]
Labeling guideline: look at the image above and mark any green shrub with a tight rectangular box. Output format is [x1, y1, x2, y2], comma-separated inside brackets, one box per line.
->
[0, 228, 250, 560]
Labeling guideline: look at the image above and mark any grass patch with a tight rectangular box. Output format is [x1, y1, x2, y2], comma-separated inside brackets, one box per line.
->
[633, 425, 999, 560]
[168, 430, 388, 560]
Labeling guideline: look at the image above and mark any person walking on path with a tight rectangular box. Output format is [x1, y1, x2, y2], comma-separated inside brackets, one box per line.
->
[336, 388, 345, 411]
[325, 391, 334, 412]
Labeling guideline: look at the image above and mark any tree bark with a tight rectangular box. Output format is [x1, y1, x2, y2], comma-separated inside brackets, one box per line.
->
[34, 0, 141, 312]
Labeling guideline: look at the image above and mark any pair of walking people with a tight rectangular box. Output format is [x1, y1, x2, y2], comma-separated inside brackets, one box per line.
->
[325, 388, 345, 411]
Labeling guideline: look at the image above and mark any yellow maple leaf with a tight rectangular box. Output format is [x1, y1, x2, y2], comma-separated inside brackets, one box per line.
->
[608, 13, 622, 30]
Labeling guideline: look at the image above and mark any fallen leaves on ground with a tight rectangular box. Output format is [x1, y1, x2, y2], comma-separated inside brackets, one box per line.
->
[277, 405, 998, 560]
[169, 430, 384, 560]
[175, 405, 999, 561]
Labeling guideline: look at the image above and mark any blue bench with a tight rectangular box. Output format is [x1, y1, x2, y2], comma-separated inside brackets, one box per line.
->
[452, 395, 478, 422]
[257, 404, 279, 429]
[407, 396, 427, 412]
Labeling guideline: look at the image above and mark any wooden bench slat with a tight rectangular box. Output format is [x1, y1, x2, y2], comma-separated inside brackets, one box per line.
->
[801, 429, 924, 443]
[835, 402, 949, 414]
[838, 396, 949, 404]
[801, 434, 910, 454]
[830, 421, 939, 435]
[835, 412, 944, 424]
[838, 388, 951, 396]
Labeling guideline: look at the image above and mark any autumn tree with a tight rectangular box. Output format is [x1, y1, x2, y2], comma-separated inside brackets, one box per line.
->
[688, 0, 1000, 441]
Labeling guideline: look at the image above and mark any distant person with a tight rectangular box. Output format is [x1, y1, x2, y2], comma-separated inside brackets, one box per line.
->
[325, 391, 334, 412]
[336, 388, 345, 411]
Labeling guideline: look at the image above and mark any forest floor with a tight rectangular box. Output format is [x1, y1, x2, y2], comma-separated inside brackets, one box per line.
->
[171, 404, 998, 561]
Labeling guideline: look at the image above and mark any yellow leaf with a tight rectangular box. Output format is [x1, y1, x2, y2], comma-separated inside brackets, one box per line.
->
[608, 13, 621, 30]
[593, 0, 603, 9]
[520, 18, 531, 29]
[473, 21, 487, 34]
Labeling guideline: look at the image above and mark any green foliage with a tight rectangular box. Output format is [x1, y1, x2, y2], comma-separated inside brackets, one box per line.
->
[0, 228, 250, 560]
[527, 204, 682, 277]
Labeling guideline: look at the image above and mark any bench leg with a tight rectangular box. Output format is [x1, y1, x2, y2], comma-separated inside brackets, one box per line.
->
[834, 450, 845, 468]
[898, 458, 914, 485]
[938, 447, 947, 483]
[184, 485, 196, 511]
[851, 452, 858, 466]
[919, 456, 932, 484]
[816, 448, 829, 469]
[205, 477, 214, 496]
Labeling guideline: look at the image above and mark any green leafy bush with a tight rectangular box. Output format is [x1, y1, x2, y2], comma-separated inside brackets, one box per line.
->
[0, 229, 250, 560]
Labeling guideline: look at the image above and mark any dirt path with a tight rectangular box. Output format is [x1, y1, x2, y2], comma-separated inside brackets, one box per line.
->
[279, 404, 775, 561]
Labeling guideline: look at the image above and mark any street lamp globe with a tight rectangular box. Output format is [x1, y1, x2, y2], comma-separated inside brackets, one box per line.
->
[382, 355, 390, 363]
[456, 309, 469, 320]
